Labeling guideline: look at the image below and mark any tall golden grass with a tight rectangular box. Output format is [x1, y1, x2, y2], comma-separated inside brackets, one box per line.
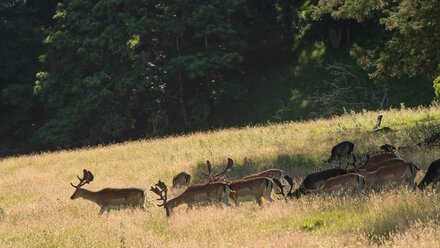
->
[1, 105, 440, 247]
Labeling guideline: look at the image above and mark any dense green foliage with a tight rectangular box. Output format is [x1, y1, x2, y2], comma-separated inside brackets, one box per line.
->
[0, 0, 438, 156]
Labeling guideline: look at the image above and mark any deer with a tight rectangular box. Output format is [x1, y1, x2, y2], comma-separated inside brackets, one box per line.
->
[202, 158, 285, 206]
[351, 158, 420, 190]
[286, 167, 348, 198]
[150, 180, 231, 217]
[325, 141, 354, 168]
[346, 153, 399, 171]
[356, 157, 405, 172]
[241, 168, 294, 195]
[70, 169, 146, 214]
[305, 173, 366, 196]
[172, 171, 191, 188]
[418, 159, 440, 190]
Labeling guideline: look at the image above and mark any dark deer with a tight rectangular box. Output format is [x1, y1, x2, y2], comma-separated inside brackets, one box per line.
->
[380, 144, 397, 153]
[418, 159, 440, 190]
[325, 141, 354, 167]
[172, 172, 191, 188]
[70, 169, 146, 214]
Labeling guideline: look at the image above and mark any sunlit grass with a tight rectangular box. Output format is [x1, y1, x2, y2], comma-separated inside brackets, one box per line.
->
[1, 104, 440, 247]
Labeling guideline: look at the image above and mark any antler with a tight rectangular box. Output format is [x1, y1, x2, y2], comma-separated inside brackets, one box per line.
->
[70, 169, 94, 188]
[202, 160, 214, 181]
[214, 158, 233, 179]
[150, 180, 168, 207]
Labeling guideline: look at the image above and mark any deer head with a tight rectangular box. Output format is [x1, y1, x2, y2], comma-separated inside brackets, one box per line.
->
[202, 158, 233, 182]
[150, 180, 171, 216]
[348, 154, 370, 172]
[70, 169, 94, 200]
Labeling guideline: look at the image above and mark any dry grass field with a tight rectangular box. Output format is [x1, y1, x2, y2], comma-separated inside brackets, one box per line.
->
[1, 104, 440, 247]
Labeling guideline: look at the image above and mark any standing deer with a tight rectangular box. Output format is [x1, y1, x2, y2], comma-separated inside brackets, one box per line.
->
[70, 169, 146, 214]
[172, 172, 191, 188]
[418, 159, 440, 190]
[325, 141, 354, 167]
[150, 180, 231, 216]
[202, 158, 285, 206]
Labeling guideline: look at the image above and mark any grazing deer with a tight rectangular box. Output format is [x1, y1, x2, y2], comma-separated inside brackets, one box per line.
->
[306, 173, 366, 196]
[70, 169, 146, 214]
[287, 167, 347, 198]
[241, 168, 294, 195]
[418, 159, 440, 190]
[325, 141, 354, 167]
[150, 180, 231, 216]
[202, 158, 285, 206]
[352, 160, 420, 190]
[172, 172, 191, 188]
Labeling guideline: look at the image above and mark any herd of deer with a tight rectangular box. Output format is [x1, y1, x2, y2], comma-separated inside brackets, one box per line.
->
[70, 141, 440, 216]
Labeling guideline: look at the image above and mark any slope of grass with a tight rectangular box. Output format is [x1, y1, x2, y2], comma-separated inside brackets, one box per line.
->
[1, 104, 440, 247]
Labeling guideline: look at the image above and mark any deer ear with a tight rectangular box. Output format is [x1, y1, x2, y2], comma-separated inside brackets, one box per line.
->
[87, 170, 94, 182]
[227, 158, 233, 166]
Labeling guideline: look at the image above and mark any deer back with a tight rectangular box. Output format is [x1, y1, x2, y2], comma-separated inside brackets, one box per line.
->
[318, 173, 362, 194]
[168, 182, 229, 208]
[363, 153, 397, 165]
[242, 169, 283, 180]
[229, 177, 271, 198]
[361, 158, 404, 172]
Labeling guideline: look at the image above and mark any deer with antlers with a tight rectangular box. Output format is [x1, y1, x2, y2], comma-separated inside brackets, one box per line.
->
[202, 158, 285, 206]
[70, 169, 146, 214]
[150, 180, 231, 216]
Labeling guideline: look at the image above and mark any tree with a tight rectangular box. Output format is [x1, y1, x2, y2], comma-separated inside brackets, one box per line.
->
[313, 0, 440, 80]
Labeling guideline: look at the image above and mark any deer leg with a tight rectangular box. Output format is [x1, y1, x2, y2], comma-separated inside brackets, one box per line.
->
[256, 197, 263, 207]
[432, 176, 440, 189]
[99, 206, 106, 215]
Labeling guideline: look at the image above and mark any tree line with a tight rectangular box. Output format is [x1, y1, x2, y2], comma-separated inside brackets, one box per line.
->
[1, 0, 439, 156]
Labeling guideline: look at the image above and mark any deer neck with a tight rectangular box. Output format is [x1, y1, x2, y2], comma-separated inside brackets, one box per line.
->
[77, 188, 99, 203]
[358, 171, 376, 183]
[167, 195, 186, 209]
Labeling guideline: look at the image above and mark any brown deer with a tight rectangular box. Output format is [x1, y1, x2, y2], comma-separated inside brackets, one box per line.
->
[241, 169, 294, 187]
[70, 169, 146, 214]
[347, 153, 400, 172]
[172, 172, 191, 188]
[306, 173, 366, 196]
[325, 141, 354, 168]
[352, 159, 420, 190]
[358, 158, 405, 172]
[150, 180, 231, 216]
[202, 158, 285, 206]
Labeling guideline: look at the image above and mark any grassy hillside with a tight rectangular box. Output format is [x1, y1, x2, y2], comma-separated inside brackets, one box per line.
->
[1, 104, 440, 247]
